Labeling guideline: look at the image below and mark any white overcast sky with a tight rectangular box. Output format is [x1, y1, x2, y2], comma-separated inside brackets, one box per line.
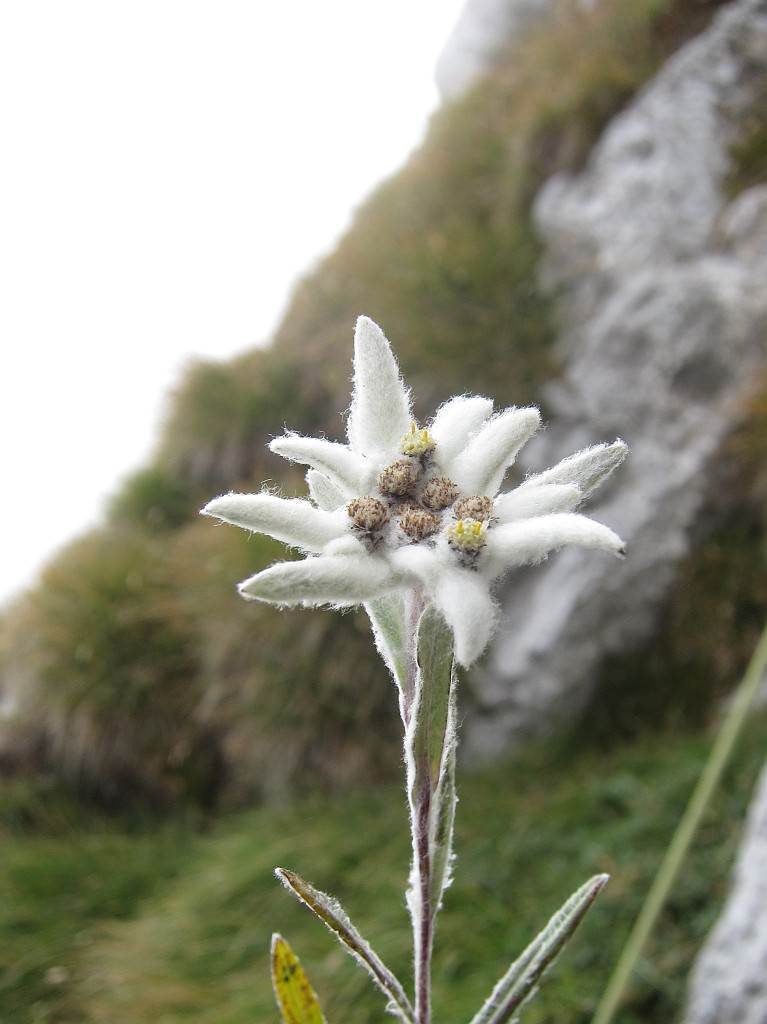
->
[0, 1, 468, 607]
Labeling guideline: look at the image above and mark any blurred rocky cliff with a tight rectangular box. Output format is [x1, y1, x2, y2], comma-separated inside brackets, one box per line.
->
[461, 0, 767, 758]
[0, 0, 766, 813]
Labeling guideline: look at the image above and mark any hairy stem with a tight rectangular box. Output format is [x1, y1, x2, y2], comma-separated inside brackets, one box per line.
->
[403, 588, 432, 1024]
[414, 776, 433, 1024]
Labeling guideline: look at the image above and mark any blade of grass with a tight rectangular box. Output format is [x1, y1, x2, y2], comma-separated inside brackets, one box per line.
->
[591, 616, 767, 1024]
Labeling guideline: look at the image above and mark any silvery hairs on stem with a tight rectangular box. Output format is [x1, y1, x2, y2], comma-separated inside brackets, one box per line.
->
[202, 315, 627, 668]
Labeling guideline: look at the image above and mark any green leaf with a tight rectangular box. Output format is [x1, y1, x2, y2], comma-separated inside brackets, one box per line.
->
[271, 934, 328, 1024]
[429, 675, 457, 910]
[412, 604, 456, 790]
[407, 604, 458, 911]
[366, 595, 409, 697]
[275, 868, 415, 1024]
[469, 874, 610, 1024]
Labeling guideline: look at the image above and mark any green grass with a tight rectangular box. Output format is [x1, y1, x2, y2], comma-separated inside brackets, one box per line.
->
[0, 783, 190, 1022]
[3, 712, 766, 1024]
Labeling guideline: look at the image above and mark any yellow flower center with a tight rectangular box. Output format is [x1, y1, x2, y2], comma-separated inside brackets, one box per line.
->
[399, 422, 436, 457]
[446, 518, 487, 550]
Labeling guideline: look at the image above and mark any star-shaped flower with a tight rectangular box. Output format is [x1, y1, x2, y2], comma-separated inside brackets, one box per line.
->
[202, 317, 626, 666]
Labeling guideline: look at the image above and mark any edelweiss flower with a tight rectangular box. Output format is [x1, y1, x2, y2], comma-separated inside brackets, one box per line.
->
[202, 317, 627, 666]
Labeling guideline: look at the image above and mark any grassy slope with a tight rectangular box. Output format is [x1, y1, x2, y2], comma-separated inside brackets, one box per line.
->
[3, 712, 766, 1024]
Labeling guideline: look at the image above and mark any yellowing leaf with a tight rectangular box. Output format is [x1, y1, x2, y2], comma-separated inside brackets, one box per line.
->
[271, 933, 327, 1024]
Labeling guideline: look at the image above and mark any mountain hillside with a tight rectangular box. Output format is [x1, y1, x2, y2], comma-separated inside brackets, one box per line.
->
[1, 0, 765, 811]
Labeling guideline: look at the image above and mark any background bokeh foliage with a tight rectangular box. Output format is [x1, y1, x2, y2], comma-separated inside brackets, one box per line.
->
[0, 0, 762, 810]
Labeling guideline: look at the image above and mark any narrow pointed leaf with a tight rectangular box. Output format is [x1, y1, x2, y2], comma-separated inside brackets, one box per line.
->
[429, 673, 458, 908]
[366, 594, 409, 698]
[412, 604, 455, 790]
[469, 874, 609, 1024]
[405, 604, 458, 925]
[271, 934, 327, 1024]
[275, 868, 415, 1024]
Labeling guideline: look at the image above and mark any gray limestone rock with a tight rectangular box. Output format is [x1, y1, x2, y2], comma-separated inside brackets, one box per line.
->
[682, 757, 767, 1024]
[464, 0, 767, 760]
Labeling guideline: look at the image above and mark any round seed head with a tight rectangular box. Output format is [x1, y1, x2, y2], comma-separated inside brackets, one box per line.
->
[454, 495, 494, 522]
[420, 475, 459, 511]
[379, 458, 421, 498]
[399, 507, 440, 541]
[347, 496, 389, 532]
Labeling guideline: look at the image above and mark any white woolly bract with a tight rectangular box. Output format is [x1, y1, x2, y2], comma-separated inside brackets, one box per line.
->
[525, 440, 628, 496]
[494, 483, 582, 522]
[383, 546, 500, 667]
[306, 469, 347, 511]
[432, 568, 499, 668]
[429, 395, 494, 465]
[484, 513, 625, 572]
[201, 492, 346, 552]
[450, 406, 541, 496]
[347, 316, 412, 458]
[238, 553, 400, 606]
[269, 434, 369, 495]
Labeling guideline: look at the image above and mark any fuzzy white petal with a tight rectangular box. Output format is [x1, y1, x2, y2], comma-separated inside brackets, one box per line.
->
[201, 493, 346, 553]
[387, 542, 439, 581]
[524, 440, 628, 496]
[432, 568, 498, 667]
[347, 317, 412, 457]
[323, 534, 368, 556]
[484, 513, 625, 575]
[494, 483, 582, 523]
[306, 469, 346, 512]
[429, 395, 494, 468]
[388, 543, 499, 666]
[451, 406, 541, 496]
[269, 434, 369, 495]
[239, 554, 400, 606]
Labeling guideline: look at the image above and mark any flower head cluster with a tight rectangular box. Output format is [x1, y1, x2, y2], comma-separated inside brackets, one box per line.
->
[202, 317, 627, 666]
